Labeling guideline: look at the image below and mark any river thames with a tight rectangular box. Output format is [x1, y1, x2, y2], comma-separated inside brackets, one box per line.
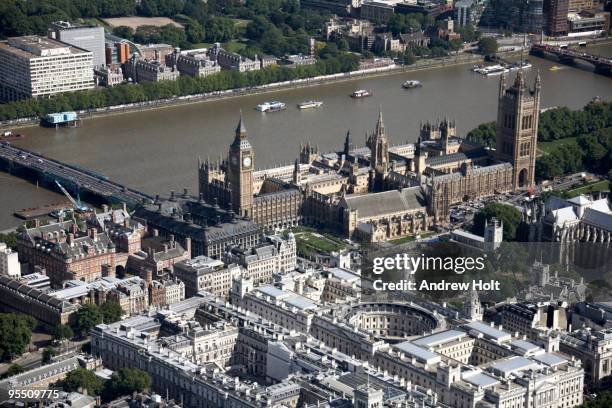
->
[1, 44, 611, 229]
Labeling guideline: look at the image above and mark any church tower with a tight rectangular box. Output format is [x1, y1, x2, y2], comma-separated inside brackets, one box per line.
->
[343, 130, 353, 157]
[227, 112, 254, 218]
[495, 70, 541, 190]
[367, 109, 389, 191]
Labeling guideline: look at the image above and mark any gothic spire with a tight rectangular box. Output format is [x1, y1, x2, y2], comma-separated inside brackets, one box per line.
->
[499, 71, 506, 98]
[235, 110, 247, 138]
[374, 107, 385, 139]
[514, 68, 525, 89]
[344, 129, 353, 155]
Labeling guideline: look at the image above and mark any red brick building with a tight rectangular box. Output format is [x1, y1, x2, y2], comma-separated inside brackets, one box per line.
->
[17, 220, 116, 288]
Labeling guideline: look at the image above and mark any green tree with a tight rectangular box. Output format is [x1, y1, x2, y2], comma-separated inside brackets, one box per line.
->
[42, 347, 57, 364]
[105, 368, 151, 399]
[76, 303, 102, 336]
[111, 26, 134, 41]
[61, 367, 105, 395]
[466, 121, 496, 148]
[472, 203, 522, 242]
[478, 37, 498, 55]
[0, 232, 17, 250]
[581, 391, 612, 408]
[53, 324, 74, 341]
[6, 364, 24, 377]
[100, 301, 124, 324]
[448, 38, 464, 51]
[0, 313, 36, 362]
[456, 24, 480, 42]
[185, 20, 204, 43]
[403, 50, 416, 65]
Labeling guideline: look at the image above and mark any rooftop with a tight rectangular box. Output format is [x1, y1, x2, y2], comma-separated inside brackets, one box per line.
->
[488, 356, 538, 378]
[413, 330, 466, 347]
[3, 36, 89, 58]
[393, 341, 441, 364]
[464, 321, 512, 343]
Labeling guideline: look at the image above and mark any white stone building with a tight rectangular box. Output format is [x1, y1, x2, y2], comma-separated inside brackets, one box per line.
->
[0, 242, 21, 278]
[0, 36, 93, 101]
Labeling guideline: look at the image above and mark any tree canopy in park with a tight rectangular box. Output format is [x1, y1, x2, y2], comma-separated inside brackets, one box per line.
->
[478, 37, 498, 55]
[61, 367, 105, 396]
[76, 303, 102, 336]
[472, 202, 522, 242]
[100, 301, 124, 323]
[0, 313, 36, 362]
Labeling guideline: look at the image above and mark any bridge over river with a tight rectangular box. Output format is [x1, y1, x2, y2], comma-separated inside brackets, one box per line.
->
[530, 44, 612, 75]
[0, 142, 153, 207]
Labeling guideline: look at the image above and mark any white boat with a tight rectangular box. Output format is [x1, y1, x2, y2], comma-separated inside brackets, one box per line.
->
[256, 101, 286, 112]
[350, 89, 373, 98]
[478, 64, 509, 76]
[402, 80, 422, 89]
[297, 100, 323, 109]
[509, 60, 532, 70]
[471, 64, 486, 73]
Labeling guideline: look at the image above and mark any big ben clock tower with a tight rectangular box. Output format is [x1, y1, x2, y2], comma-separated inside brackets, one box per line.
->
[228, 112, 254, 217]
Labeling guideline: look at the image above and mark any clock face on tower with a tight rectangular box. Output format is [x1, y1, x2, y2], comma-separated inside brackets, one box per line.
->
[231, 155, 239, 166]
[242, 156, 252, 168]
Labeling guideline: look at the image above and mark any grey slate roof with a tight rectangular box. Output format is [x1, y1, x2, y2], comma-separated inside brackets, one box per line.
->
[425, 148, 487, 167]
[582, 208, 612, 232]
[342, 186, 426, 219]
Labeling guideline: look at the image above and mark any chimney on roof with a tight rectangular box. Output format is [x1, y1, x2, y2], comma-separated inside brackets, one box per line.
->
[34, 219, 40, 228]
[68, 233, 74, 246]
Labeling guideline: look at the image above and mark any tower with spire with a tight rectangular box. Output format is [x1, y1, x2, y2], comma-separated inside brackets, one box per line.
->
[343, 130, 353, 157]
[495, 69, 541, 190]
[366, 109, 389, 192]
[227, 111, 254, 218]
[292, 158, 301, 185]
[463, 289, 483, 321]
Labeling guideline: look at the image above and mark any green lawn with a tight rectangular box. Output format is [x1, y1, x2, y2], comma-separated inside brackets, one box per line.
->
[186, 41, 246, 52]
[565, 180, 610, 198]
[390, 231, 435, 245]
[224, 41, 247, 53]
[188, 42, 213, 49]
[295, 231, 346, 255]
[538, 137, 578, 155]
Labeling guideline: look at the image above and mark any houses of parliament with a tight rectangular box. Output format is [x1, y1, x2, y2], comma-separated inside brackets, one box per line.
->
[199, 70, 541, 242]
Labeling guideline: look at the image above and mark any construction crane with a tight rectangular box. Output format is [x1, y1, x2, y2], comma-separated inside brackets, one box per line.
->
[55, 180, 90, 212]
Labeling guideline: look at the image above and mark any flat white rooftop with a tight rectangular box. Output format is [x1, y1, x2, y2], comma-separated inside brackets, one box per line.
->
[413, 330, 466, 348]
[489, 356, 538, 378]
[394, 341, 441, 364]
[465, 321, 512, 343]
